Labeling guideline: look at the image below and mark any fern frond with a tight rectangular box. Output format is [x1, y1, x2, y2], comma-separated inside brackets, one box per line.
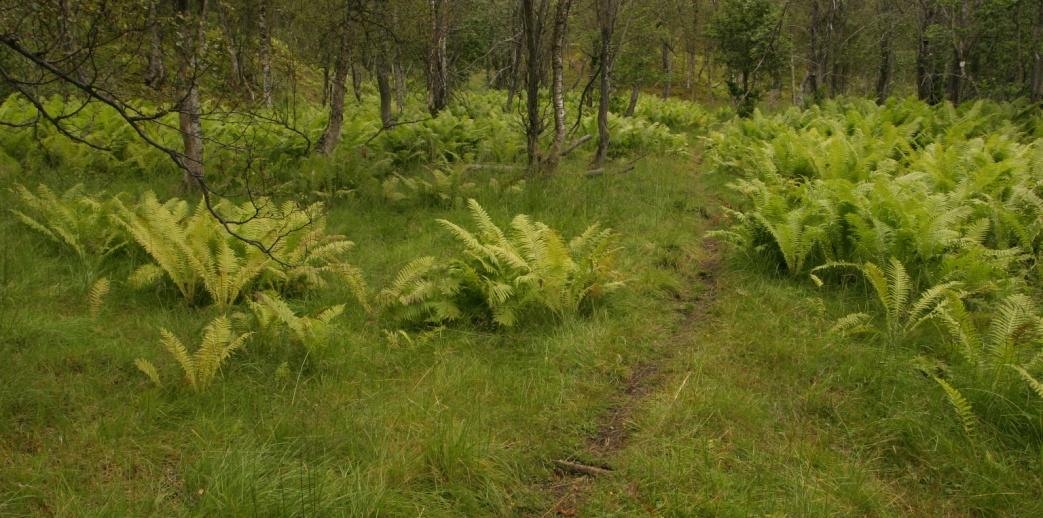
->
[159, 328, 196, 390]
[134, 358, 162, 387]
[884, 258, 911, 328]
[830, 312, 874, 336]
[128, 263, 166, 289]
[934, 376, 978, 439]
[1009, 365, 1043, 400]
[87, 277, 110, 318]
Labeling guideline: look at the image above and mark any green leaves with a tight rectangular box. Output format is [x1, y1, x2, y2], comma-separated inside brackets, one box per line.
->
[113, 193, 270, 307]
[708, 98, 1043, 443]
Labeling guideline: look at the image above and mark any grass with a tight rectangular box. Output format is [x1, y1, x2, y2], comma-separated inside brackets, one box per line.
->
[578, 262, 1043, 516]
[1, 145, 1041, 516]
[0, 154, 711, 516]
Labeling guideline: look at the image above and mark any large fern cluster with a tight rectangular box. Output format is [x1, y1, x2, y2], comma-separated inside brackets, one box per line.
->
[113, 193, 271, 307]
[379, 199, 623, 327]
[112, 193, 367, 309]
[706, 97, 1043, 440]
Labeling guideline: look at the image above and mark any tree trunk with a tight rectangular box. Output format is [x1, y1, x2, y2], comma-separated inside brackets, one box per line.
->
[377, 61, 394, 128]
[625, 84, 638, 116]
[685, 51, 694, 91]
[376, 11, 395, 129]
[175, 0, 207, 192]
[316, 31, 350, 155]
[875, 34, 894, 104]
[545, 0, 572, 173]
[394, 62, 407, 113]
[145, 0, 166, 89]
[917, 2, 941, 103]
[259, 0, 273, 107]
[351, 60, 363, 103]
[948, 0, 966, 104]
[427, 0, 450, 116]
[521, 0, 545, 174]
[593, 0, 617, 169]
[1033, 0, 1043, 101]
[661, 40, 671, 98]
[215, 1, 255, 98]
[804, 0, 821, 101]
[505, 6, 523, 111]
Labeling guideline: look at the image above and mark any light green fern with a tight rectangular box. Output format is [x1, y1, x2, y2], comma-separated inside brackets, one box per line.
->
[9, 183, 125, 276]
[249, 292, 344, 351]
[812, 258, 960, 344]
[113, 193, 270, 307]
[934, 376, 978, 439]
[380, 199, 622, 326]
[135, 315, 251, 391]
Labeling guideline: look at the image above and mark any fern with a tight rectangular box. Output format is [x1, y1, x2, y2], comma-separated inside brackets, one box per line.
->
[248, 292, 344, 352]
[812, 258, 960, 345]
[233, 199, 369, 309]
[134, 358, 162, 387]
[135, 315, 251, 391]
[939, 294, 1043, 391]
[1010, 366, 1043, 400]
[9, 183, 125, 276]
[115, 193, 318, 308]
[934, 376, 978, 439]
[381, 199, 622, 326]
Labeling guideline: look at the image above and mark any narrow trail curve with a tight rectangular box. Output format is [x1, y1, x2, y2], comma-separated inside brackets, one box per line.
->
[535, 232, 724, 517]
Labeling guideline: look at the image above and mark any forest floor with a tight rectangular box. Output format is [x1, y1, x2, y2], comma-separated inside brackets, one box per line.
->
[2, 146, 1041, 516]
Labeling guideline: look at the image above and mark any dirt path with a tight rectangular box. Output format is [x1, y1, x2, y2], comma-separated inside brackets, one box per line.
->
[536, 235, 723, 517]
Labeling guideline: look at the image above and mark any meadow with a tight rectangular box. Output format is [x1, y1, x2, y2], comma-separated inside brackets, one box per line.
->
[2, 92, 1043, 517]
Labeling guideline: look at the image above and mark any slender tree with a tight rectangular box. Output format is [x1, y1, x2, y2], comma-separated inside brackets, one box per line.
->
[427, 0, 450, 115]
[316, 4, 352, 154]
[593, 0, 622, 168]
[545, 0, 573, 173]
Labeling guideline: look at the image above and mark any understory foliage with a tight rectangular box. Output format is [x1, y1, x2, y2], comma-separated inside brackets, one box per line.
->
[935, 294, 1043, 437]
[9, 183, 124, 276]
[114, 194, 271, 307]
[111, 193, 366, 308]
[9, 183, 367, 389]
[135, 315, 252, 392]
[812, 258, 959, 345]
[707, 97, 1043, 445]
[248, 292, 345, 352]
[380, 199, 623, 327]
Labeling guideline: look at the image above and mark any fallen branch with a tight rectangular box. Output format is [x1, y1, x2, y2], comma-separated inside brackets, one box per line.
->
[462, 163, 526, 172]
[553, 459, 613, 477]
[585, 152, 649, 178]
[561, 134, 592, 157]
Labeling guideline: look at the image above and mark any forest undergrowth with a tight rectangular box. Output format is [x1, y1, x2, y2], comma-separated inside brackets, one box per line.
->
[2, 95, 1043, 516]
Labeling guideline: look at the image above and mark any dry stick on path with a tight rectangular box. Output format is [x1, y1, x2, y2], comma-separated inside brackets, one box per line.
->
[552, 460, 613, 477]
